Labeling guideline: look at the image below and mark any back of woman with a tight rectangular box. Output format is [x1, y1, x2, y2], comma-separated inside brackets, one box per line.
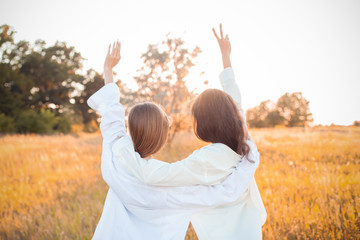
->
[112, 25, 267, 239]
[88, 39, 262, 240]
[190, 25, 266, 239]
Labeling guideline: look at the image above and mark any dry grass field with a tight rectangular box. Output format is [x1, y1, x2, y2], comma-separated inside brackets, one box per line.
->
[0, 127, 359, 239]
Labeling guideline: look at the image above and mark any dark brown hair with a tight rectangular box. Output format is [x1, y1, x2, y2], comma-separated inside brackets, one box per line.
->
[128, 102, 169, 158]
[192, 89, 251, 158]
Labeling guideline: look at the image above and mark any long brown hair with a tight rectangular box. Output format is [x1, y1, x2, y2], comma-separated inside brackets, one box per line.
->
[128, 102, 169, 158]
[192, 89, 250, 158]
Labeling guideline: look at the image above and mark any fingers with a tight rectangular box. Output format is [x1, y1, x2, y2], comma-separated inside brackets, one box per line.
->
[220, 23, 224, 39]
[115, 41, 121, 58]
[213, 24, 225, 41]
[107, 44, 111, 56]
[114, 42, 118, 58]
[212, 27, 220, 43]
[107, 40, 121, 60]
[118, 41, 121, 58]
[112, 42, 116, 56]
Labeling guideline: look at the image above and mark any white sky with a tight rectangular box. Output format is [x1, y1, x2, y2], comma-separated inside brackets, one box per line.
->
[1, 0, 359, 125]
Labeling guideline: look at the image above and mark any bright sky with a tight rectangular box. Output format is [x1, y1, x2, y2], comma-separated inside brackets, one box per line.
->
[1, 0, 359, 125]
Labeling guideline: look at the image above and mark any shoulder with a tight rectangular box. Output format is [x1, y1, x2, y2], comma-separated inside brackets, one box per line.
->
[112, 135, 170, 168]
[189, 143, 241, 167]
[199, 143, 238, 156]
[112, 135, 137, 160]
[112, 135, 133, 151]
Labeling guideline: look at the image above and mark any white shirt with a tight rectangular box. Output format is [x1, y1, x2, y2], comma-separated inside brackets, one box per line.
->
[87, 80, 260, 240]
[112, 68, 267, 239]
[191, 68, 267, 240]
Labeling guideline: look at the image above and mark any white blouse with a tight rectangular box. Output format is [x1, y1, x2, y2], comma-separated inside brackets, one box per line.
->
[87, 79, 260, 240]
[112, 67, 267, 239]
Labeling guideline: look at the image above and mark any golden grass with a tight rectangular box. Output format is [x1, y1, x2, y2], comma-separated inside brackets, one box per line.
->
[251, 127, 360, 239]
[0, 127, 359, 239]
[0, 134, 105, 239]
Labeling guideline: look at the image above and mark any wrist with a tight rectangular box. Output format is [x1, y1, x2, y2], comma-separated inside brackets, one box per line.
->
[103, 68, 114, 84]
[222, 54, 230, 61]
[222, 55, 232, 69]
[104, 67, 113, 72]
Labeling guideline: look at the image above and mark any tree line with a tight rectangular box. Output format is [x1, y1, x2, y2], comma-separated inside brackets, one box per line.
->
[0, 25, 104, 133]
[0, 25, 201, 136]
[246, 92, 313, 128]
[0, 24, 313, 135]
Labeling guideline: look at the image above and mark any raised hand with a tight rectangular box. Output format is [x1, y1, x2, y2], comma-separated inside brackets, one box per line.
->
[212, 24, 232, 68]
[104, 41, 121, 84]
[104, 41, 121, 70]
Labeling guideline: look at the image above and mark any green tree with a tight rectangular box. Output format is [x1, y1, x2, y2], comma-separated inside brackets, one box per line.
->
[0, 25, 33, 120]
[246, 92, 312, 128]
[276, 92, 313, 127]
[16, 40, 84, 111]
[0, 63, 33, 117]
[0, 113, 16, 133]
[73, 69, 104, 130]
[246, 100, 272, 128]
[0, 25, 14, 45]
[264, 110, 285, 127]
[0, 24, 15, 59]
[0, 24, 87, 133]
[15, 109, 58, 134]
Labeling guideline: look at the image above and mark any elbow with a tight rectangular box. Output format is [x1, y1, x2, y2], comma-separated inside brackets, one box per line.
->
[101, 164, 112, 185]
[101, 170, 111, 187]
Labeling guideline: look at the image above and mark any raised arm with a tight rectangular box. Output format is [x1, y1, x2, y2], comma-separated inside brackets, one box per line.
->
[213, 24, 231, 69]
[213, 24, 248, 129]
[111, 26, 253, 187]
[88, 41, 124, 141]
[87, 41, 126, 187]
[85, 42, 259, 212]
[104, 41, 121, 85]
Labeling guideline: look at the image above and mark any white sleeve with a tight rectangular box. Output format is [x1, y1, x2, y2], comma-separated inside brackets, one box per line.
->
[166, 145, 260, 209]
[219, 67, 247, 124]
[87, 82, 126, 186]
[113, 145, 224, 187]
[100, 135, 261, 211]
[86, 83, 260, 211]
[110, 68, 254, 188]
[111, 134, 261, 210]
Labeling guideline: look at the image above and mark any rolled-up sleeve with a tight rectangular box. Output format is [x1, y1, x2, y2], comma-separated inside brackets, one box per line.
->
[87, 82, 126, 142]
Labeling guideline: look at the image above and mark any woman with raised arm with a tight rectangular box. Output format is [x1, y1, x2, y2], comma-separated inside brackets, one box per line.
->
[87, 40, 260, 239]
[112, 24, 267, 239]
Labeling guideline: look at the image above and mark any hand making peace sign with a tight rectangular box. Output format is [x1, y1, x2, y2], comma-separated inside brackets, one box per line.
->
[213, 24, 231, 58]
[213, 24, 232, 69]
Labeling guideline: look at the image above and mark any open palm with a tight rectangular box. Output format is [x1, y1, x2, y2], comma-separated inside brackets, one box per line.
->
[104, 41, 121, 70]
